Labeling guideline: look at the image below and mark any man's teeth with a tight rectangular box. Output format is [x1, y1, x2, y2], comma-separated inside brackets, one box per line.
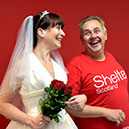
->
[93, 41, 98, 43]
[89, 41, 99, 45]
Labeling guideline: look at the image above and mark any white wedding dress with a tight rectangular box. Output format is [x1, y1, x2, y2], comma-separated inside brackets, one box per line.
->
[6, 53, 77, 129]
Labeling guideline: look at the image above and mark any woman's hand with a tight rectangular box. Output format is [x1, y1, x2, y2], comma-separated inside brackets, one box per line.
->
[65, 94, 87, 111]
[103, 109, 125, 126]
[30, 113, 51, 129]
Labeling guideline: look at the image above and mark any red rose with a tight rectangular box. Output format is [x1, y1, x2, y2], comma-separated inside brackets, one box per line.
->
[51, 79, 57, 87]
[55, 81, 66, 91]
[51, 79, 66, 91]
[64, 86, 73, 95]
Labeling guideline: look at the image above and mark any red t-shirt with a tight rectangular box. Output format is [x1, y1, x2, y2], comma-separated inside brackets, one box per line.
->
[67, 51, 129, 129]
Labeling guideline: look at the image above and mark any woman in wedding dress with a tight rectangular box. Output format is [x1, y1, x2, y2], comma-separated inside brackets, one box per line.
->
[0, 11, 86, 129]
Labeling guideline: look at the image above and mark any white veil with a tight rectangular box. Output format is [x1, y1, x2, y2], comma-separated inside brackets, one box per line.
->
[0, 16, 33, 98]
[0, 12, 67, 103]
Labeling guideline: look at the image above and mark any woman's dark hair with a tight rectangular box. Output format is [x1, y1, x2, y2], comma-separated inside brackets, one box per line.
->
[33, 12, 64, 48]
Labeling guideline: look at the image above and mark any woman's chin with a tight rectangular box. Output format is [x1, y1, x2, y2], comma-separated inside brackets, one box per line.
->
[56, 43, 61, 48]
[52, 44, 61, 50]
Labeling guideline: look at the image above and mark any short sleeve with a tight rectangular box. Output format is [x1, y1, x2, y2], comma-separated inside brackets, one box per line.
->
[67, 62, 82, 96]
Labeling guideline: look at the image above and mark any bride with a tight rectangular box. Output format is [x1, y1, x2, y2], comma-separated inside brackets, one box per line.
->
[0, 11, 86, 129]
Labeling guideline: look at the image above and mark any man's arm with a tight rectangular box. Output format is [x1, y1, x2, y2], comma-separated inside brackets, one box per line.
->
[66, 104, 125, 126]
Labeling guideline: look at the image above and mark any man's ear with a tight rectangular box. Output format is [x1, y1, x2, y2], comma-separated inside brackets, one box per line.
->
[105, 31, 107, 40]
[37, 28, 46, 37]
[80, 32, 85, 44]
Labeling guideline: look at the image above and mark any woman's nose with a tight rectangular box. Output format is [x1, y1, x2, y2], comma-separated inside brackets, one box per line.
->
[61, 29, 65, 36]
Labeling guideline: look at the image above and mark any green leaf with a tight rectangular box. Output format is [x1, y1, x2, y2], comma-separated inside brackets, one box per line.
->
[53, 93, 58, 97]
[50, 106, 55, 110]
[54, 116, 59, 123]
[50, 89, 54, 95]
[57, 113, 62, 118]
[45, 104, 51, 108]
[58, 100, 64, 104]
[60, 103, 66, 108]
[45, 87, 50, 92]
[49, 114, 57, 118]
[56, 90, 59, 94]
[44, 98, 50, 104]
[61, 94, 65, 97]
[39, 98, 44, 106]
[40, 107, 44, 112]
[50, 101, 55, 106]
[55, 98, 58, 103]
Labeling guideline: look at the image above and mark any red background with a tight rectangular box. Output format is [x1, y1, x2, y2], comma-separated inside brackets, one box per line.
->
[0, 0, 129, 128]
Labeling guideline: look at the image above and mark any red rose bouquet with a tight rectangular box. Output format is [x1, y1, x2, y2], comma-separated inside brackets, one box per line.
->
[39, 79, 72, 123]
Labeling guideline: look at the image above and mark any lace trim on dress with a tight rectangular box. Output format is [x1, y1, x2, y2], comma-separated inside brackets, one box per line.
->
[19, 87, 46, 99]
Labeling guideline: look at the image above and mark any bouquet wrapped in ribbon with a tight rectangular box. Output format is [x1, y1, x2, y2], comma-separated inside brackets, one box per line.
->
[39, 79, 72, 123]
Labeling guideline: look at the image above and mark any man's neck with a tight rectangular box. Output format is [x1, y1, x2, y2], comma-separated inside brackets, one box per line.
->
[83, 51, 106, 61]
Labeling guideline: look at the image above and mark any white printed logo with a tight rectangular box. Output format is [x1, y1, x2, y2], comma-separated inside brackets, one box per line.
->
[93, 70, 127, 94]
[123, 126, 129, 129]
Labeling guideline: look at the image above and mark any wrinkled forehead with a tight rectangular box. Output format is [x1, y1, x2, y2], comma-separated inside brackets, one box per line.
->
[82, 20, 103, 31]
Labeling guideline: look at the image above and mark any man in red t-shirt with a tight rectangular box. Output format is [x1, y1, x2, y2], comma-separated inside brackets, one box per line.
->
[66, 16, 129, 129]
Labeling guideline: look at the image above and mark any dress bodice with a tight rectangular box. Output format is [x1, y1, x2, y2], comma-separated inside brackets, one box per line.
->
[19, 53, 67, 116]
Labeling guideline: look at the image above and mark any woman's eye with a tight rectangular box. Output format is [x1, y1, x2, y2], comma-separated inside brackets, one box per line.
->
[56, 26, 61, 29]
